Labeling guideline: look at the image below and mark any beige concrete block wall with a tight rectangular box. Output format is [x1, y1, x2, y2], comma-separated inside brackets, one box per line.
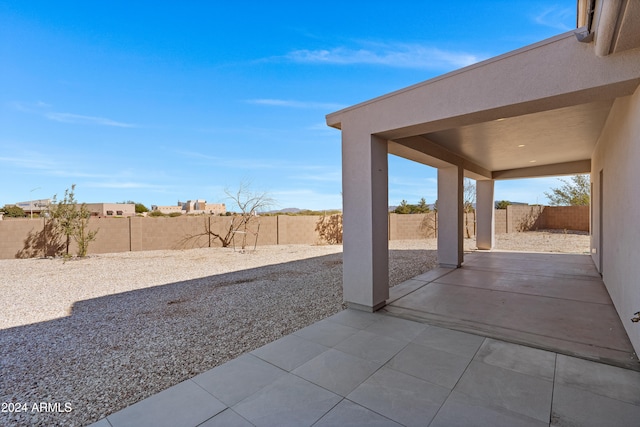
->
[0, 209, 591, 259]
[506, 205, 545, 232]
[389, 213, 436, 239]
[255, 216, 278, 246]
[137, 217, 210, 251]
[277, 215, 322, 244]
[83, 218, 131, 254]
[495, 209, 507, 234]
[0, 219, 45, 259]
[541, 206, 589, 231]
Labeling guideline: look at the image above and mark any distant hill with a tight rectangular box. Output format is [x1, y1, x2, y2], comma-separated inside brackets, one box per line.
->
[261, 207, 342, 215]
[263, 207, 302, 214]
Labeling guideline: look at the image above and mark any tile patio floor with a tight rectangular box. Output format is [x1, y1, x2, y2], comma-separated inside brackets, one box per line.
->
[90, 251, 640, 427]
[385, 251, 639, 371]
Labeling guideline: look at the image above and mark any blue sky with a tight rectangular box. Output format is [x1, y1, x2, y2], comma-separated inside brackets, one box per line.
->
[1, 1, 576, 211]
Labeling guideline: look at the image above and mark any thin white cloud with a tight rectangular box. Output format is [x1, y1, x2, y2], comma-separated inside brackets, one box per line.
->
[247, 99, 347, 110]
[44, 112, 135, 128]
[0, 154, 57, 170]
[286, 43, 484, 69]
[175, 149, 335, 172]
[293, 171, 342, 183]
[533, 6, 573, 31]
[11, 101, 136, 128]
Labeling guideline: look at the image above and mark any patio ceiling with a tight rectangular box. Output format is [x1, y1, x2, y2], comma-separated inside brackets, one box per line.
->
[398, 99, 614, 177]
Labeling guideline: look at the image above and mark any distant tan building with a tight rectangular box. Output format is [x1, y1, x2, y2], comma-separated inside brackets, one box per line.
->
[151, 200, 226, 216]
[10, 200, 135, 218]
[15, 199, 51, 216]
[85, 203, 135, 217]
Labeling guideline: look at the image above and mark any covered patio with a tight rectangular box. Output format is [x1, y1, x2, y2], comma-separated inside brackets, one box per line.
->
[325, 1, 640, 360]
[385, 250, 639, 371]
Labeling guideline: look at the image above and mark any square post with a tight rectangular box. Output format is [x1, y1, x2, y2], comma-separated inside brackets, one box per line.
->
[476, 179, 495, 250]
[342, 129, 389, 311]
[437, 166, 464, 267]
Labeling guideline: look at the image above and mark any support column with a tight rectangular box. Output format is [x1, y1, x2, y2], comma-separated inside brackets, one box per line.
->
[342, 129, 389, 311]
[476, 179, 495, 250]
[437, 166, 463, 267]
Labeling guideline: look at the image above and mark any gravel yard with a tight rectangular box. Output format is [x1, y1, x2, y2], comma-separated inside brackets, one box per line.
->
[1, 232, 589, 427]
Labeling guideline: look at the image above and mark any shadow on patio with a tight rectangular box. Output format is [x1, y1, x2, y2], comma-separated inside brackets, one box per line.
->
[384, 250, 640, 371]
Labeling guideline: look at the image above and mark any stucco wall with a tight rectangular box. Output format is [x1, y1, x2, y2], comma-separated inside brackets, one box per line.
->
[591, 85, 640, 355]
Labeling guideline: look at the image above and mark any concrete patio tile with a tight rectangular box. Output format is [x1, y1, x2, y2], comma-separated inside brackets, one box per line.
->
[106, 379, 226, 427]
[454, 361, 552, 423]
[313, 399, 402, 427]
[334, 330, 408, 363]
[555, 354, 640, 405]
[412, 267, 456, 282]
[232, 373, 341, 427]
[386, 342, 471, 389]
[363, 314, 427, 341]
[391, 282, 632, 354]
[412, 325, 485, 358]
[325, 309, 381, 329]
[387, 278, 428, 303]
[347, 366, 449, 427]
[436, 268, 610, 304]
[291, 348, 382, 396]
[251, 334, 329, 372]
[198, 408, 253, 427]
[551, 383, 640, 427]
[192, 353, 286, 406]
[430, 391, 548, 427]
[475, 338, 556, 381]
[292, 318, 360, 347]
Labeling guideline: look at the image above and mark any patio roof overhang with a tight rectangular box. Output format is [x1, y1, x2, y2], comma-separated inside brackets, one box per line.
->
[326, 30, 640, 180]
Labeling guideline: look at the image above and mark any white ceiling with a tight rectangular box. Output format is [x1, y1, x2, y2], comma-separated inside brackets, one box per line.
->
[419, 100, 614, 172]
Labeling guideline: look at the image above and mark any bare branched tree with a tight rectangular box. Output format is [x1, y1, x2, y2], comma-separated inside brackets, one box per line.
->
[463, 178, 476, 238]
[184, 182, 275, 250]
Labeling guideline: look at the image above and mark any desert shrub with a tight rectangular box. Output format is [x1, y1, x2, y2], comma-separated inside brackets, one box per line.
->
[168, 212, 183, 217]
[316, 214, 343, 244]
[496, 200, 512, 209]
[149, 211, 166, 217]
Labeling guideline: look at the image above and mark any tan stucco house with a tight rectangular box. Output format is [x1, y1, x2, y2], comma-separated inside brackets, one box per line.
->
[327, 0, 640, 355]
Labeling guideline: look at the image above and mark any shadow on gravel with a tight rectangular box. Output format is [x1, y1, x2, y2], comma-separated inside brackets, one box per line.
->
[0, 248, 435, 427]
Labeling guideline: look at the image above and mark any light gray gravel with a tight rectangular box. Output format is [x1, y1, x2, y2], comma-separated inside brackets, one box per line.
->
[0, 233, 588, 427]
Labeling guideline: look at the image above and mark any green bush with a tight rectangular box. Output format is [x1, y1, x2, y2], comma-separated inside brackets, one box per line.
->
[149, 210, 166, 217]
[2, 205, 26, 217]
[135, 203, 149, 213]
[168, 212, 183, 217]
